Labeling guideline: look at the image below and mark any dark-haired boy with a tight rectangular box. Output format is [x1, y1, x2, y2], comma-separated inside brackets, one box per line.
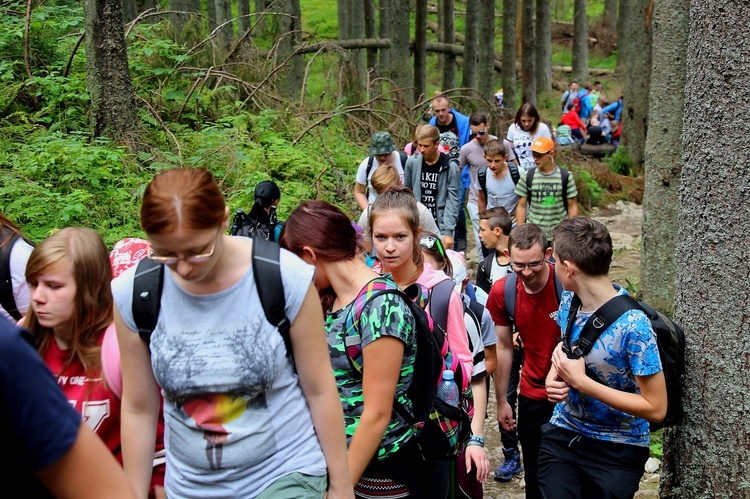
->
[539, 216, 666, 498]
[477, 139, 520, 220]
[475, 207, 513, 306]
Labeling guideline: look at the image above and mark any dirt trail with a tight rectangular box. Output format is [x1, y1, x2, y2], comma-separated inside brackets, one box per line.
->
[473, 201, 659, 498]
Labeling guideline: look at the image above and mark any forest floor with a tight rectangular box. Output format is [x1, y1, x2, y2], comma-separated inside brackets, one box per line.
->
[463, 201, 662, 498]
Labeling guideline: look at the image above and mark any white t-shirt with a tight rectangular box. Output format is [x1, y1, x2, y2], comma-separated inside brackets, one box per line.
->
[1, 238, 34, 322]
[483, 169, 520, 216]
[506, 123, 552, 173]
[355, 152, 406, 205]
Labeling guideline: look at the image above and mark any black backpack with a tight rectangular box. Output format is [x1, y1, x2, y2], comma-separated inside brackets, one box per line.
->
[131, 237, 293, 362]
[344, 278, 472, 460]
[524, 166, 571, 214]
[477, 162, 520, 201]
[229, 209, 280, 242]
[562, 290, 686, 431]
[365, 150, 409, 198]
[0, 229, 35, 321]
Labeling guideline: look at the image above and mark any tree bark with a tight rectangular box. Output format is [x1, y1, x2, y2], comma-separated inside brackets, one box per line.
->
[337, 0, 350, 39]
[477, 0, 495, 102]
[364, 0, 377, 71]
[379, 0, 391, 70]
[462, 0, 479, 92]
[620, 0, 652, 173]
[667, 1, 750, 495]
[120, 0, 136, 23]
[238, 0, 251, 37]
[389, 0, 413, 104]
[640, 0, 687, 316]
[572, 0, 589, 84]
[206, 0, 216, 31]
[414, 0, 427, 103]
[83, 0, 137, 141]
[350, 0, 367, 88]
[441, 0, 456, 90]
[501, 0, 518, 117]
[535, 0, 552, 96]
[520, 0, 535, 105]
[170, 0, 187, 33]
[254, 0, 267, 36]
[602, 0, 617, 30]
[213, 0, 230, 50]
[278, 0, 303, 99]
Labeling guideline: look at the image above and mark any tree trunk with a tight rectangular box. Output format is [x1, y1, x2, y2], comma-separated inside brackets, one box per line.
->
[379, 0, 391, 70]
[414, 0, 427, 103]
[238, 0, 251, 37]
[278, 0, 303, 99]
[337, 0, 350, 39]
[620, 0, 652, 173]
[120, 0, 136, 23]
[350, 0, 367, 88]
[520, 0, 535, 105]
[364, 0, 377, 71]
[389, 0, 413, 104]
[462, 0, 479, 92]
[83, 0, 136, 141]
[640, 0, 687, 316]
[501, 0, 518, 118]
[667, 1, 750, 495]
[206, 0, 216, 32]
[602, 0, 617, 30]
[572, 0, 588, 83]
[476, 0, 495, 102]
[170, 0, 187, 34]
[213, 0, 231, 50]
[535, 0, 552, 97]
[254, 0, 267, 36]
[441, 0, 456, 90]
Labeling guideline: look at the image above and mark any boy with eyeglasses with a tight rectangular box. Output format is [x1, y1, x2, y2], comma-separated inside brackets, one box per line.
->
[485, 222, 563, 499]
[458, 112, 498, 261]
[514, 137, 579, 246]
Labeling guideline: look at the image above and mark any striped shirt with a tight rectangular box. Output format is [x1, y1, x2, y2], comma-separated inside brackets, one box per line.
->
[514, 166, 578, 240]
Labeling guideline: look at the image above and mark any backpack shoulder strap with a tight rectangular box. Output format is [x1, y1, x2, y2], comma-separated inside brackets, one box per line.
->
[565, 293, 639, 359]
[252, 238, 292, 360]
[364, 155, 375, 197]
[525, 167, 536, 207]
[426, 278, 456, 333]
[478, 166, 487, 195]
[132, 258, 164, 345]
[508, 160, 520, 185]
[0, 231, 21, 320]
[503, 273, 518, 326]
[560, 167, 570, 214]
[398, 150, 408, 168]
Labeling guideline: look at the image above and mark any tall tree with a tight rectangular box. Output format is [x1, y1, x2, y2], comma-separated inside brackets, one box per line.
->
[170, 0, 187, 33]
[121, 0, 136, 23]
[640, 0, 687, 314]
[414, 0, 427, 103]
[476, 0, 495, 102]
[350, 0, 367, 88]
[602, 0, 617, 30]
[337, 0, 351, 39]
[665, 1, 750, 495]
[389, 0, 413, 103]
[535, 0, 552, 97]
[440, 0, 456, 90]
[501, 0, 518, 117]
[462, 0, 479, 92]
[620, 0, 652, 172]
[278, 0, 303, 99]
[364, 0, 377, 71]
[238, 0, 251, 37]
[379, 0, 392, 70]
[255, 0, 267, 36]
[83, 0, 136, 141]
[572, 0, 589, 84]
[213, 0, 230, 50]
[520, 0, 535, 105]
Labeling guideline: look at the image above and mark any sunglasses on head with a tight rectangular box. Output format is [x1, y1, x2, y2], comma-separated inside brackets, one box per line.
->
[418, 235, 446, 258]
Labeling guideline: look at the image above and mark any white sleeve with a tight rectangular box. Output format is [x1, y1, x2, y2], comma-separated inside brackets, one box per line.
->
[355, 157, 370, 185]
[9, 239, 34, 316]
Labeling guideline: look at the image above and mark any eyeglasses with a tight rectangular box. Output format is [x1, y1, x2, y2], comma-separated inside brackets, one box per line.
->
[510, 260, 545, 272]
[470, 130, 487, 138]
[418, 235, 446, 258]
[148, 228, 220, 265]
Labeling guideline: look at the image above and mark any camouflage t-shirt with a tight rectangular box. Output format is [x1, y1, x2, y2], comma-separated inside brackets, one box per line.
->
[324, 281, 417, 461]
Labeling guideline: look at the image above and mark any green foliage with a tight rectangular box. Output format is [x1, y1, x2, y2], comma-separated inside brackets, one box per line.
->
[607, 147, 634, 176]
[567, 164, 604, 212]
[650, 429, 663, 459]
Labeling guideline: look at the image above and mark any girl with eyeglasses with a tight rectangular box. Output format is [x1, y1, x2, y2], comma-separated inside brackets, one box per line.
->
[281, 201, 425, 498]
[111, 168, 352, 499]
[369, 186, 473, 498]
[23, 227, 165, 498]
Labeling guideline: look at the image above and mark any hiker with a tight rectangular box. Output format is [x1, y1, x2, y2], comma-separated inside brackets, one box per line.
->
[405, 123, 449, 157]
[602, 95, 624, 123]
[474, 207, 513, 306]
[0, 316, 137, 499]
[403, 124, 461, 250]
[248, 180, 284, 242]
[539, 217, 667, 498]
[23, 227, 166, 499]
[111, 168, 352, 498]
[354, 132, 406, 211]
[560, 82, 579, 113]
[419, 242, 496, 498]
[429, 95, 472, 147]
[280, 200, 424, 498]
[369, 186, 473, 498]
[505, 103, 553, 174]
[576, 82, 593, 122]
[459, 112, 498, 261]
[485, 223, 564, 498]
[585, 114, 607, 146]
[357, 164, 439, 257]
[560, 104, 587, 144]
[476, 139, 520, 221]
[0, 213, 33, 322]
[514, 137, 579, 244]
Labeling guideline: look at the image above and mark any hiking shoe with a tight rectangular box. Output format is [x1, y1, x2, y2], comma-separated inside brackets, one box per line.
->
[494, 448, 522, 482]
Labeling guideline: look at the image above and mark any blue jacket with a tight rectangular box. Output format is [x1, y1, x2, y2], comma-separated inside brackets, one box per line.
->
[403, 153, 460, 238]
[602, 99, 623, 122]
[430, 108, 472, 147]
